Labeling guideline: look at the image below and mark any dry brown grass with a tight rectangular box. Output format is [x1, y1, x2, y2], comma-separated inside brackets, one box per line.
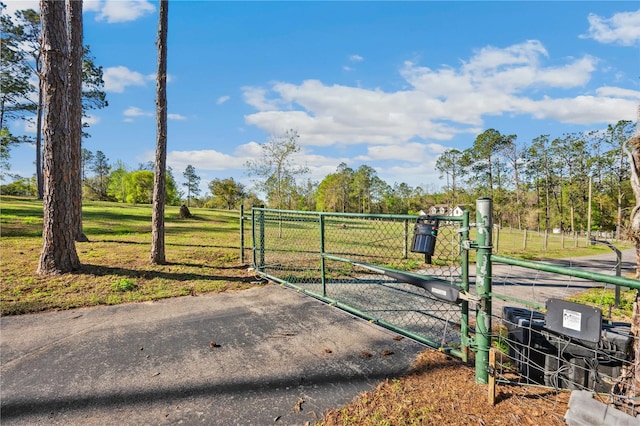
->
[319, 349, 571, 426]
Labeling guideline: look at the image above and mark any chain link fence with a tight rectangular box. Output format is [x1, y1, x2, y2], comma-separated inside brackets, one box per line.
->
[242, 203, 640, 418]
[248, 208, 468, 354]
[489, 255, 640, 418]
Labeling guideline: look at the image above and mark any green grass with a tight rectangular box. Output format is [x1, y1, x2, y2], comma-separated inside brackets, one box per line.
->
[1, 195, 634, 316]
[1, 195, 257, 315]
[568, 286, 637, 321]
[488, 226, 633, 259]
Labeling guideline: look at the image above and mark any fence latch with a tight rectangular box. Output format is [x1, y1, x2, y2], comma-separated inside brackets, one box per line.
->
[461, 240, 478, 250]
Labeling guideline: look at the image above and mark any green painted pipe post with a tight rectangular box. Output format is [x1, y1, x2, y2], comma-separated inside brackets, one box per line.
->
[251, 207, 257, 268]
[475, 197, 493, 384]
[258, 207, 265, 272]
[319, 213, 327, 297]
[240, 205, 245, 264]
[403, 219, 409, 259]
[460, 209, 470, 363]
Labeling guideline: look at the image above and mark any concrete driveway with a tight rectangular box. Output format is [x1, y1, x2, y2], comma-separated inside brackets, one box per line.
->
[1, 285, 425, 425]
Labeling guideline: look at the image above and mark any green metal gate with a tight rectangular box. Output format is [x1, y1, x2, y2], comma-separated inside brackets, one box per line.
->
[247, 198, 640, 396]
[250, 207, 471, 361]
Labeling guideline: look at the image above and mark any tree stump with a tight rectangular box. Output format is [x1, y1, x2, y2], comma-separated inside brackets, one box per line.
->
[179, 204, 192, 219]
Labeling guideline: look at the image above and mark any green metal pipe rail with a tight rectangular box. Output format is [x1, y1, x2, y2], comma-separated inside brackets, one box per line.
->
[491, 254, 640, 290]
[248, 198, 639, 389]
[250, 208, 469, 360]
[263, 271, 466, 358]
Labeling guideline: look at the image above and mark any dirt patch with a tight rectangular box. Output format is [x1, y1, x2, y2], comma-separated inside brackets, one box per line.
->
[320, 349, 571, 425]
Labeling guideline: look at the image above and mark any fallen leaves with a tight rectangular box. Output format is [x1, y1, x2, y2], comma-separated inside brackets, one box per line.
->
[321, 349, 571, 425]
[293, 397, 304, 412]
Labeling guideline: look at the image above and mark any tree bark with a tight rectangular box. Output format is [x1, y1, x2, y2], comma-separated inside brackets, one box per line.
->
[150, 0, 168, 264]
[628, 132, 640, 403]
[36, 82, 43, 200]
[37, 0, 80, 275]
[67, 0, 87, 242]
[612, 107, 640, 415]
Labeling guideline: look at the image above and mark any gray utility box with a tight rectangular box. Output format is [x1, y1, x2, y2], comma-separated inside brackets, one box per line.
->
[502, 306, 633, 392]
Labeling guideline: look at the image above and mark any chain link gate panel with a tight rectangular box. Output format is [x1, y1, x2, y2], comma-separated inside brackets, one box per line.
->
[251, 208, 469, 357]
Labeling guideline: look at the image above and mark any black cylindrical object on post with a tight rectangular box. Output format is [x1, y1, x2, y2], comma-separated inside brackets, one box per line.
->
[411, 217, 438, 263]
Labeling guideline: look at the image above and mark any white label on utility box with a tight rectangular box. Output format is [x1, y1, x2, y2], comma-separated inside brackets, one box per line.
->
[562, 309, 582, 332]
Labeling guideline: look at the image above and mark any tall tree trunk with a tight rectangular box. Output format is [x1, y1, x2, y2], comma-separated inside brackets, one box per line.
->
[150, 0, 168, 265]
[37, 0, 80, 275]
[613, 105, 640, 416]
[36, 83, 43, 200]
[629, 117, 640, 414]
[67, 0, 87, 242]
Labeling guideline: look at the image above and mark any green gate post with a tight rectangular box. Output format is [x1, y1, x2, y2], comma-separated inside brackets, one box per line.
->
[460, 209, 470, 363]
[403, 219, 409, 259]
[475, 197, 493, 384]
[240, 205, 245, 264]
[251, 207, 256, 268]
[319, 213, 327, 297]
[258, 207, 265, 272]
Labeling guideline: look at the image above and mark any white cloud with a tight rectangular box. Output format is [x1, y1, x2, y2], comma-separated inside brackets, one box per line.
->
[168, 113, 187, 120]
[595, 86, 640, 99]
[95, 0, 155, 24]
[167, 149, 246, 172]
[343, 54, 364, 72]
[84, 1, 102, 13]
[163, 140, 445, 191]
[104, 66, 147, 93]
[513, 95, 638, 125]
[233, 141, 264, 157]
[82, 115, 101, 126]
[2, 0, 154, 24]
[216, 96, 230, 105]
[243, 40, 634, 150]
[242, 86, 282, 111]
[362, 142, 432, 163]
[2, 1, 39, 16]
[124, 106, 152, 117]
[581, 9, 640, 46]
[24, 120, 37, 134]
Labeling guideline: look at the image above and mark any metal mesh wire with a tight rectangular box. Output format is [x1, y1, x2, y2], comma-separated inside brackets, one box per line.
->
[247, 207, 640, 416]
[490, 269, 639, 417]
[251, 209, 464, 350]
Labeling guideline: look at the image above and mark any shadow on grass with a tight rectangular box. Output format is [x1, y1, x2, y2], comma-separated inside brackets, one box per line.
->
[95, 238, 240, 250]
[171, 262, 248, 270]
[77, 263, 252, 283]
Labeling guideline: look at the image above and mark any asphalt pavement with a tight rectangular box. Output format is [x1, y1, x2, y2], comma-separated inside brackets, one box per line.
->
[2, 248, 637, 425]
[0, 285, 426, 425]
[487, 248, 638, 316]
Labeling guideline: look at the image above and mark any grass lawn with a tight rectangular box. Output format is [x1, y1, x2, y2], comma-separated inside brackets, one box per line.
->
[1, 196, 257, 316]
[2, 195, 636, 424]
[1, 195, 633, 316]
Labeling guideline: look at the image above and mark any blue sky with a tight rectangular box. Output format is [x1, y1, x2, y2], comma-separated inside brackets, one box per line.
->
[4, 1, 640, 196]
